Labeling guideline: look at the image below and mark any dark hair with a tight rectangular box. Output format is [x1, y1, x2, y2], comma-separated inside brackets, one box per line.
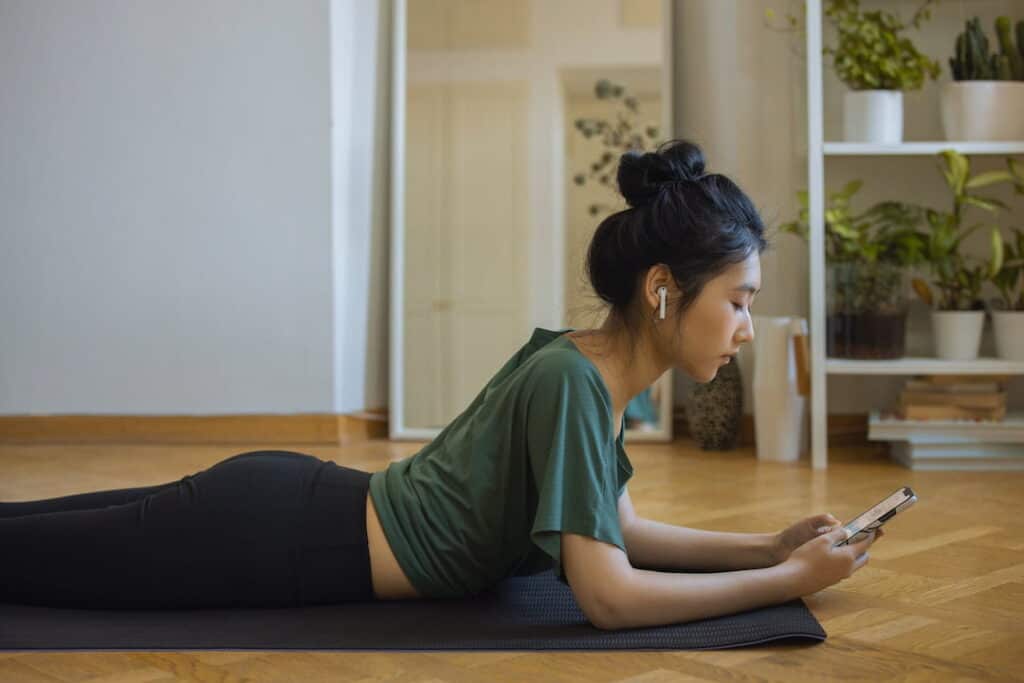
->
[585, 139, 768, 327]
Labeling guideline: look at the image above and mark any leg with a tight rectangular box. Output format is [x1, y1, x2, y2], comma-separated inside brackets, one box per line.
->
[0, 450, 375, 609]
[0, 450, 278, 518]
[0, 484, 174, 518]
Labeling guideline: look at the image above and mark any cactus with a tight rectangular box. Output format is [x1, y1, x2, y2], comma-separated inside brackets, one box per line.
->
[965, 17, 989, 79]
[951, 16, 1024, 81]
[950, 33, 963, 80]
[996, 54, 1014, 80]
[995, 16, 1024, 80]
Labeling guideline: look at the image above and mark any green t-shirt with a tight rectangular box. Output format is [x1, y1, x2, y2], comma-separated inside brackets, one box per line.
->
[369, 327, 634, 598]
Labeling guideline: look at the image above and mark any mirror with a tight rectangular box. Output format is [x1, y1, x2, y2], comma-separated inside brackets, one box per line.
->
[391, 0, 674, 441]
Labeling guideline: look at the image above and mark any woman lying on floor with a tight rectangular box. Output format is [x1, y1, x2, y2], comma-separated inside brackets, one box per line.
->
[0, 139, 879, 629]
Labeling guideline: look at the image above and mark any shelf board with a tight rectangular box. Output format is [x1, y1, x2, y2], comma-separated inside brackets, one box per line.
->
[826, 357, 1024, 375]
[824, 141, 1024, 156]
[868, 410, 1024, 444]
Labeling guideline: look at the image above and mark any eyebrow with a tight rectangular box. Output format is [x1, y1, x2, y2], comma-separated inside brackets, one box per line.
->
[732, 284, 760, 295]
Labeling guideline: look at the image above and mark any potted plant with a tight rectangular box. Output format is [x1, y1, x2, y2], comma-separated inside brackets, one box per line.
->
[989, 227, 1024, 361]
[910, 150, 1021, 359]
[942, 16, 1024, 141]
[767, 0, 941, 143]
[780, 180, 928, 358]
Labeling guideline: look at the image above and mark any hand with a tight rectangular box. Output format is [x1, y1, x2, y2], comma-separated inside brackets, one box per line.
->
[785, 526, 883, 596]
[771, 513, 843, 565]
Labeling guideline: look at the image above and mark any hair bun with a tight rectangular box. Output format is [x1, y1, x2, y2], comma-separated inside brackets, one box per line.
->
[616, 139, 707, 208]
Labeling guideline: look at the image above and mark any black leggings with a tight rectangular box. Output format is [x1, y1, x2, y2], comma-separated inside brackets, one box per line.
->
[0, 450, 376, 609]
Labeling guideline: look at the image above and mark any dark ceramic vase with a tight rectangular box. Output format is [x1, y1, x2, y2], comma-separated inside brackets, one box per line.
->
[683, 359, 744, 450]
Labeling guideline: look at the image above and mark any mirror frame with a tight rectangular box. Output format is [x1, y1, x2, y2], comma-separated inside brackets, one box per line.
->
[389, 0, 676, 441]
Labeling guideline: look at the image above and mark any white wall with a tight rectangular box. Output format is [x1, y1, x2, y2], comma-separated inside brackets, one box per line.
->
[0, 0, 391, 416]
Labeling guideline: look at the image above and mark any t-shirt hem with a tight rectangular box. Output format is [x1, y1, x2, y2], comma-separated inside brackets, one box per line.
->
[368, 471, 443, 599]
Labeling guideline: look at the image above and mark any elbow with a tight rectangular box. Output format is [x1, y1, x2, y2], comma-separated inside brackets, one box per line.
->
[581, 585, 629, 631]
[589, 610, 623, 632]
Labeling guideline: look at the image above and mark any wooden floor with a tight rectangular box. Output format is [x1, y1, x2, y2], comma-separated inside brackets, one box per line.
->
[1, 437, 1022, 682]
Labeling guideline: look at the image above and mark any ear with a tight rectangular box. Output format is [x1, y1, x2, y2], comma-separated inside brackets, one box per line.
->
[642, 264, 674, 312]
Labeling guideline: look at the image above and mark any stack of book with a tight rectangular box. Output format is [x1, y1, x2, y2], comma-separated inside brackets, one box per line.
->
[897, 374, 1009, 422]
[869, 407, 1024, 470]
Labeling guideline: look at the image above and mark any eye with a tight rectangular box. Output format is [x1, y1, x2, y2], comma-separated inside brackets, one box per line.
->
[731, 302, 744, 311]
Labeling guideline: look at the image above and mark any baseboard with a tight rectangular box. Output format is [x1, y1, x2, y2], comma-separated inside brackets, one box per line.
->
[0, 410, 390, 445]
[2, 409, 866, 447]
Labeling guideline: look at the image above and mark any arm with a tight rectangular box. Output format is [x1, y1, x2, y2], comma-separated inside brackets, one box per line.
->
[617, 488, 779, 572]
[561, 531, 801, 631]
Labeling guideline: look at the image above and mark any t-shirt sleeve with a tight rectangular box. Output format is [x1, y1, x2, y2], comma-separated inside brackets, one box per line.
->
[525, 357, 625, 583]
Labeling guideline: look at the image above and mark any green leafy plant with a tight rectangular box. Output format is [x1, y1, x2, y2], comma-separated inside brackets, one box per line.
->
[991, 228, 1024, 310]
[780, 181, 928, 313]
[572, 79, 660, 216]
[780, 180, 928, 265]
[911, 151, 1024, 310]
[949, 16, 1024, 81]
[765, 0, 941, 90]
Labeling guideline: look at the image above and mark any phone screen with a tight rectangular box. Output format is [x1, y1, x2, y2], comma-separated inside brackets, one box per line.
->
[836, 487, 916, 546]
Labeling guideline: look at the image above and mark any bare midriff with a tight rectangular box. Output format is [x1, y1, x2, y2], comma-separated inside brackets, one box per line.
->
[365, 492, 422, 599]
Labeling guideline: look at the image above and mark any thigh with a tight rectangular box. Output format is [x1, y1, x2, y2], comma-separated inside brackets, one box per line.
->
[1, 450, 374, 608]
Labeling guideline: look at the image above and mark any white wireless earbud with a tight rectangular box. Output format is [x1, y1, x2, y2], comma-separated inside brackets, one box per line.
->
[657, 286, 666, 320]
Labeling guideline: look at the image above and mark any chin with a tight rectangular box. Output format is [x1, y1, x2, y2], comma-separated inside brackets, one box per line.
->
[680, 362, 719, 384]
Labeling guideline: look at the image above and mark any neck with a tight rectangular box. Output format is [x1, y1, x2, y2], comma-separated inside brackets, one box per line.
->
[572, 312, 669, 421]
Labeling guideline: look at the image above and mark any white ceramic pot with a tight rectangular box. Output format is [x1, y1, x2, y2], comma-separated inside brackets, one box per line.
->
[940, 81, 1024, 141]
[992, 310, 1024, 361]
[931, 310, 985, 360]
[751, 316, 808, 463]
[843, 90, 903, 143]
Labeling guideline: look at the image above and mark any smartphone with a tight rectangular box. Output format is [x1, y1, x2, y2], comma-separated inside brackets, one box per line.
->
[833, 486, 917, 547]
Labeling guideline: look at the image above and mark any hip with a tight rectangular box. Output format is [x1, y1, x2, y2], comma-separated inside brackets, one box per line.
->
[365, 490, 422, 599]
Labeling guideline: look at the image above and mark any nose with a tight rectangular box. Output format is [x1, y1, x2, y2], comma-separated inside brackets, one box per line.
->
[738, 317, 755, 346]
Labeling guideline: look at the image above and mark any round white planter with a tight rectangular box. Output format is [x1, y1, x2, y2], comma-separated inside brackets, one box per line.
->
[843, 90, 903, 143]
[751, 316, 808, 463]
[992, 310, 1024, 361]
[940, 81, 1024, 141]
[931, 310, 985, 360]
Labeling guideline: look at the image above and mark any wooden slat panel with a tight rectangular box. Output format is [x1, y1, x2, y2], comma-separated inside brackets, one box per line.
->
[0, 412, 388, 445]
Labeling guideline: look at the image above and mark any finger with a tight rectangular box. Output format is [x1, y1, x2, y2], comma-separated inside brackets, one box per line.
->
[846, 529, 877, 553]
[852, 551, 870, 572]
[824, 527, 850, 545]
[809, 513, 840, 528]
[815, 517, 838, 533]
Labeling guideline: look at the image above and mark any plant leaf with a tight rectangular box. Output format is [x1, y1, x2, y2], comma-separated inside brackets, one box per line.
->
[989, 227, 1004, 279]
[962, 195, 1007, 213]
[965, 170, 1014, 189]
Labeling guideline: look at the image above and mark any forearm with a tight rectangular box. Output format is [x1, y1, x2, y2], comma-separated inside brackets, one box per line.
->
[623, 517, 778, 571]
[605, 562, 802, 630]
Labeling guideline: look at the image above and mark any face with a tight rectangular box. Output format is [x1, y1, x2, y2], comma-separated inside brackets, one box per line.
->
[672, 253, 760, 383]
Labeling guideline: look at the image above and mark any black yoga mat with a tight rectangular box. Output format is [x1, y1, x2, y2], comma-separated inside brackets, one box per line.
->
[0, 570, 826, 651]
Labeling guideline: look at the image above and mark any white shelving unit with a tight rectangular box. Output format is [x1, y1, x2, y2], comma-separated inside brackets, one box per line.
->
[804, 0, 1024, 469]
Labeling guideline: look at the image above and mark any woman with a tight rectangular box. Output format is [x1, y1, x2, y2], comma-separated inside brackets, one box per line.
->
[1, 139, 879, 629]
